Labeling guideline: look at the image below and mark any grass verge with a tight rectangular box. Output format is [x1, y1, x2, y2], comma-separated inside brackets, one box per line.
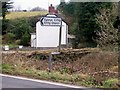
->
[0, 63, 118, 88]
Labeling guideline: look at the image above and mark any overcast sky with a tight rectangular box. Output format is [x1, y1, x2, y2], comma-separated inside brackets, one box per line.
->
[11, 0, 70, 11]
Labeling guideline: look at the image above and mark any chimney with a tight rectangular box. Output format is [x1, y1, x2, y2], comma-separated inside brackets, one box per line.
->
[48, 4, 58, 14]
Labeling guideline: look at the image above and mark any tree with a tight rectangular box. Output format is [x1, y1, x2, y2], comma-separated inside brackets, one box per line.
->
[75, 2, 117, 48]
[11, 18, 32, 40]
[57, 1, 76, 34]
[30, 6, 46, 11]
[2, 1, 13, 35]
[2, 1, 13, 19]
[95, 3, 117, 49]
[58, 2, 117, 49]
[57, 1, 75, 16]
[2, 19, 9, 35]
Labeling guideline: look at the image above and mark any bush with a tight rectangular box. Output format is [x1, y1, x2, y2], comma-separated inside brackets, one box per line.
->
[3, 33, 15, 44]
[11, 18, 32, 40]
[15, 40, 21, 45]
[2, 19, 9, 35]
[20, 32, 30, 46]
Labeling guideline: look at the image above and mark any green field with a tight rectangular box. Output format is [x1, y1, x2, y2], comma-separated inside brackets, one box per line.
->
[6, 11, 48, 19]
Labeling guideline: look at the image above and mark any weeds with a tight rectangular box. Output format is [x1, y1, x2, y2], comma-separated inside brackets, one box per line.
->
[103, 78, 118, 88]
[1, 49, 118, 88]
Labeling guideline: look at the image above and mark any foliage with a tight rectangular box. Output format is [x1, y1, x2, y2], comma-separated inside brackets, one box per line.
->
[2, 1, 13, 35]
[2, 19, 9, 35]
[2, 50, 118, 88]
[12, 18, 32, 45]
[75, 2, 116, 48]
[58, 2, 117, 49]
[11, 18, 32, 40]
[20, 32, 30, 46]
[95, 3, 118, 48]
[2, 2, 8, 19]
[2, 11, 47, 45]
[29, 15, 40, 30]
[2, 17, 33, 45]
[59, 67, 74, 74]
[103, 78, 118, 88]
[1, 64, 14, 73]
[2, 1, 13, 19]
[57, 1, 76, 16]
[3, 32, 15, 44]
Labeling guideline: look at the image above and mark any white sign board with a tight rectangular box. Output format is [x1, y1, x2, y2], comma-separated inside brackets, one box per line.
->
[4, 45, 9, 51]
[19, 45, 23, 49]
[51, 52, 61, 55]
[40, 17, 62, 26]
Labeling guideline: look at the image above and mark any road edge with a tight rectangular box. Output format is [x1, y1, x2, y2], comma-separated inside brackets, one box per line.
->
[0, 73, 86, 88]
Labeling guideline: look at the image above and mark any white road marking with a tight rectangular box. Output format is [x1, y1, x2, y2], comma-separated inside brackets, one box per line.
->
[0, 74, 86, 88]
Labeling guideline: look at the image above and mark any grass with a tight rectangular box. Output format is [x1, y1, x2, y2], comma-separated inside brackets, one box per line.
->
[2, 44, 19, 50]
[1, 64, 88, 85]
[1, 63, 118, 88]
[6, 11, 48, 19]
[103, 78, 118, 88]
[0, 64, 15, 73]
[1, 50, 119, 88]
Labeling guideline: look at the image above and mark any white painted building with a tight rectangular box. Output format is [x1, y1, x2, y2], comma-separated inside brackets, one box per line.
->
[31, 14, 68, 49]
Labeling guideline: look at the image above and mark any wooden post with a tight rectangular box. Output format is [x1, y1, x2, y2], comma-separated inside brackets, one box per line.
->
[58, 21, 62, 52]
[48, 53, 52, 72]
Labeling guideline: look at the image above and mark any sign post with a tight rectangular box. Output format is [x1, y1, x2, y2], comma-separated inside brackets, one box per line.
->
[48, 53, 52, 72]
[48, 52, 61, 72]
[58, 22, 62, 52]
[40, 16, 62, 52]
[40, 16, 62, 72]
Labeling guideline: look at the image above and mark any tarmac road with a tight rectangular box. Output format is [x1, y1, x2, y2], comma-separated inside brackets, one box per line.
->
[0, 74, 106, 90]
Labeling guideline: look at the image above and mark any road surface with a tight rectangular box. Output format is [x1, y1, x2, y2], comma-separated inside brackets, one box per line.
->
[0, 74, 103, 90]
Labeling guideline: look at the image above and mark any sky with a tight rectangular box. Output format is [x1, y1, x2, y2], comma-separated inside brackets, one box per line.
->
[11, 0, 70, 11]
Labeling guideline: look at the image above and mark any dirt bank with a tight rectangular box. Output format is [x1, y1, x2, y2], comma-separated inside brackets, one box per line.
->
[2, 48, 119, 87]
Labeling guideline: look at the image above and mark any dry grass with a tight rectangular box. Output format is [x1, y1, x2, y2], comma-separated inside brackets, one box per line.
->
[2, 50, 118, 74]
[6, 11, 47, 19]
[1, 49, 119, 88]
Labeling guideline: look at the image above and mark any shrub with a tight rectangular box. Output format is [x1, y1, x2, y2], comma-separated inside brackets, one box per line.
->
[20, 32, 30, 46]
[2, 32, 15, 44]
[11, 18, 32, 40]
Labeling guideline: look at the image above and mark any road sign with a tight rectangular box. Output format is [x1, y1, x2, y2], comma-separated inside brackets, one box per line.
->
[40, 17, 62, 26]
[40, 16, 62, 52]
